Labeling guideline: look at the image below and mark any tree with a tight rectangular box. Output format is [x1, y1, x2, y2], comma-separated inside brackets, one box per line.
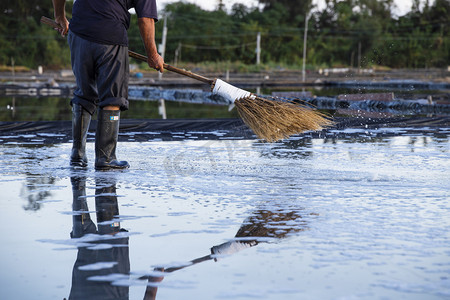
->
[0, 0, 448, 69]
[0, 0, 72, 68]
[258, 0, 312, 25]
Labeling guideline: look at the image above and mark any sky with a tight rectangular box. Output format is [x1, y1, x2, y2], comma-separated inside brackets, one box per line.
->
[157, 0, 434, 17]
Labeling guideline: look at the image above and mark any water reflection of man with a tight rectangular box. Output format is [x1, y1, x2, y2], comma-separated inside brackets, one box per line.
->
[69, 174, 163, 300]
[69, 175, 130, 300]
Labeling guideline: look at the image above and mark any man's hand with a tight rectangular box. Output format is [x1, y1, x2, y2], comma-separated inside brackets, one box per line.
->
[147, 52, 164, 73]
[52, 0, 69, 37]
[138, 17, 164, 73]
[54, 16, 69, 37]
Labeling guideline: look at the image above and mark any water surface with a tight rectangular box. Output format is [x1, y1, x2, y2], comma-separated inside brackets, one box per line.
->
[0, 128, 449, 299]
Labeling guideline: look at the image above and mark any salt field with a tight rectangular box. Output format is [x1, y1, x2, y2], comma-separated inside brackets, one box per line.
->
[1, 123, 449, 299]
[1, 0, 449, 298]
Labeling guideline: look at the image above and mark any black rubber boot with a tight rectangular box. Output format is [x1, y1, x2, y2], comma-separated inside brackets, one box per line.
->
[95, 109, 130, 170]
[70, 104, 91, 168]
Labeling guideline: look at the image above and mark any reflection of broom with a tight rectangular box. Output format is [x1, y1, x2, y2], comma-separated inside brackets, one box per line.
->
[138, 208, 309, 280]
[41, 16, 332, 142]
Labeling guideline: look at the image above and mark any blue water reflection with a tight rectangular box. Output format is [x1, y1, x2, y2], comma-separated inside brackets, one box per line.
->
[0, 130, 449, 299]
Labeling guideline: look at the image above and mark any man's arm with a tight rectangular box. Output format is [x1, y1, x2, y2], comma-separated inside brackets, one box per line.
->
[138, 17, 164, 73]
[52, 0, 69, 36]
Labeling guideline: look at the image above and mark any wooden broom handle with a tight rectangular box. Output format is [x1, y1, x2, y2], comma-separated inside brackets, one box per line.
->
[40, 16, 214, 85]
[127, 51, 213, 84]
[40, 16, 62, 29]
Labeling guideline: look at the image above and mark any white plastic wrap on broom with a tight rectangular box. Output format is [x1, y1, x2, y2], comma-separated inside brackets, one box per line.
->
[212, 79, 256, 104]
[211, 240, 256, 257]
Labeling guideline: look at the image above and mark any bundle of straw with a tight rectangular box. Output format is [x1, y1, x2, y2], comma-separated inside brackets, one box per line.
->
[235, 96, 332, 142]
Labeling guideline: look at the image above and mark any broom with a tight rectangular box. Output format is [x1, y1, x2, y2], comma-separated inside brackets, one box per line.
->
[128, 51, 333, 142]
[41, 16, 332, 142]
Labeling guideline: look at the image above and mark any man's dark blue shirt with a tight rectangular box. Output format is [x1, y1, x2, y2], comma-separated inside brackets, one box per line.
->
[70, 0, 158, 46]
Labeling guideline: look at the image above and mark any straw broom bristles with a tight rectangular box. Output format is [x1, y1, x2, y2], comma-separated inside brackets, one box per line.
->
[234, 96, 333, 142]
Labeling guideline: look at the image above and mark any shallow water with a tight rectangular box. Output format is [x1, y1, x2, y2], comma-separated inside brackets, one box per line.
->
[0, 129, 449, 299]
[0, 97, 239, 122]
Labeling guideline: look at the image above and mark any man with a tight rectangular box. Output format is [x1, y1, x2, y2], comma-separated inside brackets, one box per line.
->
[52, 0, 164, 170]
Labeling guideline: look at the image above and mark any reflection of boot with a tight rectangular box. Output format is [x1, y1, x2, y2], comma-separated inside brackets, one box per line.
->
[95, 181, 120, 235]
[95, 109, 129, 170]
[71, 104, 92, 168]
[71, 175, 96, 238]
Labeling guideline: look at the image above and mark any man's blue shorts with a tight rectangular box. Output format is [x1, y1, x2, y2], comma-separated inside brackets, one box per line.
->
[68, 31, 129, 115]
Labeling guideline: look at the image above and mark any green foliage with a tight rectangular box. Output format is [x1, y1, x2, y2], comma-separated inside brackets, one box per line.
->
[1, 0, 448, 70]
[259, 0, 312, 25]
[0, 0, 72, 68]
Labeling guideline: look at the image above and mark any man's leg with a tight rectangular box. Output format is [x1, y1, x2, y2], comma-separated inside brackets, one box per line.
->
[68, 31, 98, 167]
[70, 104, 91, 167]
[94, 44, 130, 170]
[94, 108, 129, 170]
